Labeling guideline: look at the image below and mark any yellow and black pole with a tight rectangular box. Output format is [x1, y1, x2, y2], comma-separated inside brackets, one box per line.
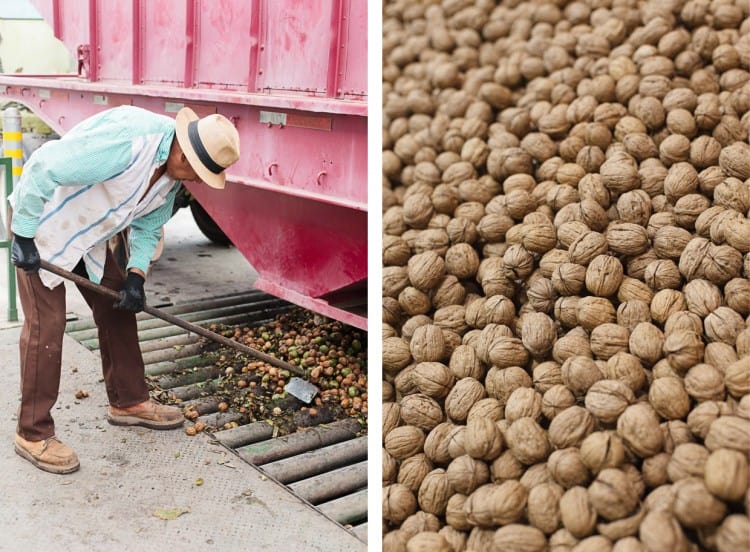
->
[2, 106, 23, 184]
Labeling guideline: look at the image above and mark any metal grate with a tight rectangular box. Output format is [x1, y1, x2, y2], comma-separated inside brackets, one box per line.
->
[66, 290, 368, 543]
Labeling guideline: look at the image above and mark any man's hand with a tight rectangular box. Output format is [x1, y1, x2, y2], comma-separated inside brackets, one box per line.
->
[116, 272, 146, 312]
[11, 234, 41, 273]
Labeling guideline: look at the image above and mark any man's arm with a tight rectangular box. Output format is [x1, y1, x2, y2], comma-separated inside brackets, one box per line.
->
[126, 186, 179, 275]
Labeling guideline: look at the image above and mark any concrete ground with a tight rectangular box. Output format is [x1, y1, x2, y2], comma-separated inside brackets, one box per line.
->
[0, 209, 366, 551]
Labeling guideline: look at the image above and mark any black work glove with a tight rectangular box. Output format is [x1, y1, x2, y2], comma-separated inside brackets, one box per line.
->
[11, 234, 41, 273]
[116, 272, 146, 313]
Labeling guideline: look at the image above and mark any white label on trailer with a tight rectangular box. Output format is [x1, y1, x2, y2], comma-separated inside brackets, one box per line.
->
[93, 95, 108, 105]
[259, 111, 287, 126]
[0, 86, 7, 93]
[164, 102, 184, 113]
[38, 89, 51, 99]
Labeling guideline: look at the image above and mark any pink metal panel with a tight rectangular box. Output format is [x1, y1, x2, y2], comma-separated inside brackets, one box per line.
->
[140, 0, 187, 86]
[194, 0, 254, 89]
[96, 0, 133, 83]
[255, 0, 334, 95]
[337, 0, 367, 98]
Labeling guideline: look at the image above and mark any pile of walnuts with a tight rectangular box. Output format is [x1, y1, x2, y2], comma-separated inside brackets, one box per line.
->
[382, 1, 750, 551]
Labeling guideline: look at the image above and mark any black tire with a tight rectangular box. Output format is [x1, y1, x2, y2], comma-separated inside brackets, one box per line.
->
[189, 200, 232, 246]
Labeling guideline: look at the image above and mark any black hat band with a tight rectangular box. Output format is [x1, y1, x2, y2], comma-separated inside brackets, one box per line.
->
[187, 120, 224, 175]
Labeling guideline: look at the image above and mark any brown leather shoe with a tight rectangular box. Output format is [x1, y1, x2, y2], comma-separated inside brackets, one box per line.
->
[107, 400, 184, 430]
[15, 434, 80, 474]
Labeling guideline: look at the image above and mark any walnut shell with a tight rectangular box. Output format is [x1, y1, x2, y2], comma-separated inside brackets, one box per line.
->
[463, 417, 503, 462]
[444, 377, 486, 423]
[385, 425, 426, 461]
[506, 417, 551, 466]
[673, 477, 727, 528]
[400, 394, 444, 431]
[580, 431, 627, 474]
[548, 406, 596, 450]
[617, 403, 664, 458]
[418, 468, 452, 516]
[588, 468, 640, 521]
[384, 483, 418, 524]
[704, 448, 750, 502]
[560, 486, 598, 539]
[493, 524, 547, 552]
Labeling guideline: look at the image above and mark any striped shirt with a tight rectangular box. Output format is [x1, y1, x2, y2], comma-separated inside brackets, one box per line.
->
[8, 106, 180, 286]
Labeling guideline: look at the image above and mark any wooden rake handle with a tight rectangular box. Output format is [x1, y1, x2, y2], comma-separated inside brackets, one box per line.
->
[39, 259, 306, 377]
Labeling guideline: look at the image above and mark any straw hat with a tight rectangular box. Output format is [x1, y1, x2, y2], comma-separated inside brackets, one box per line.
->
[175, 107, 240, 189]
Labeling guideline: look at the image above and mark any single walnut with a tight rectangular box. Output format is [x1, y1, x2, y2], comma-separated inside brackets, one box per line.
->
[725, 357, 750, 399]
[400, 394, 444, 431]
[684, 363, 726, 402]
[560, 486, 598, 539]
[606, 352, 647, 392]
[650, 289, 687, 325]
[725, 277, 750, 315]
[705, 416, 750, 454]
[638, 511, 689, 552]
[590, 324, 629, 361]
[629, 322, 665, 367]
[617, 403, 664, 459]
[607, 223, 650, 256]
[548, 406, 596, 450]
[506, 417, 551, 466]
[642, 446, 671, 487]
[467, 398, 504, 424]
[398, 454, 434, 494]
[576, 296, 616, 330]
[667, 443, 709, 482]
[600, 151, 639, 194]
[585, 255, 624, 297]
[588, 468, 640, 522]
[704, 306, 745, 345]
[652, 226, 692, 260]
[521, 312, 557, 357]
[580, 432, 627, 474]
[444, 377, 486, 423]
[448, 344, 483, 380]
[410, 324, 446, 363]
[719, 141, 750, 179]
[649, 376, 691, 420]
[663, 330, 704, 374]
[716, 515, 750, 552]
[384, 483, 418, 524]
[561, 356, 603, 398]
[412, 362, 455, 399]
[644, 259, 682, 290]
[463, 417, 503, 462]
[584, 380, 635, 424]
[683, 279, 723, 318]
[705, 342, 739, 371]
[385, 425, 426, 461]
[444, 243, 480, 280]
[505, 387, 543, 423]
[568, 231, 609, 266]
[704, 244, 743, 285]
[617, 300, 652, 332]
[464, 480, 528, 527]
[418, 469, 452, 516]
[384, 337, 412, 375]
[704, 448, 749, 502]
[673, 477, 727, 529]
[493, 524, 547, 552]
[407, 251, 446, 291]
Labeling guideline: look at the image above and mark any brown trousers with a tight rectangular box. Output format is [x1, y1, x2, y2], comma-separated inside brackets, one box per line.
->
[16, 249, 149, 441]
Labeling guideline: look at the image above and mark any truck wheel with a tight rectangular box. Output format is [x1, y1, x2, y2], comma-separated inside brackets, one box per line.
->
[190, 200, 232, 246]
